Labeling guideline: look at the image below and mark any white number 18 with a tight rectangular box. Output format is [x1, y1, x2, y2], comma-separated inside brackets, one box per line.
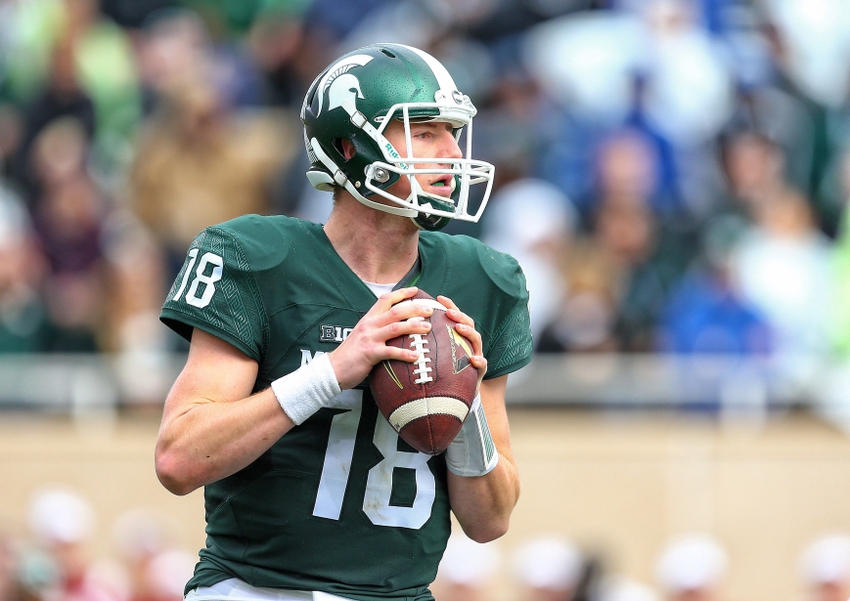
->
[172, 249, 224, 308]
[313, 390, 435, 529]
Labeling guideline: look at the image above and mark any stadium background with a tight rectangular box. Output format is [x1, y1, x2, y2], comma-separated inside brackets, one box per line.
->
[1, 0, 850, 600]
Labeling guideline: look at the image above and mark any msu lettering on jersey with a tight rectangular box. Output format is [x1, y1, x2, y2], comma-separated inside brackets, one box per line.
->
[160, 214, 532, 601]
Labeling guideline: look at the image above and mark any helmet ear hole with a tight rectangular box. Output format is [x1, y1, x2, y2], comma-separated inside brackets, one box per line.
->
[336, 138, 355, 160]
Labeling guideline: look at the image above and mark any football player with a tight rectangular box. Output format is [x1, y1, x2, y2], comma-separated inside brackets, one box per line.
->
[154, 43, 533, 601]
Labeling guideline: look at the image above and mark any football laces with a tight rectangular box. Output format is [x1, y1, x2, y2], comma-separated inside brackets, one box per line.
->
[406, 326, 434, 384]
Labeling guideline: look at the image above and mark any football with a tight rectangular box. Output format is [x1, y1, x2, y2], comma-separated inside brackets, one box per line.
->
[369, 290, 479, 455]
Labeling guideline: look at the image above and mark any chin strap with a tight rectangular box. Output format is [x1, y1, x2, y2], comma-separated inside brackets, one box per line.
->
[413, 211, 451, 231]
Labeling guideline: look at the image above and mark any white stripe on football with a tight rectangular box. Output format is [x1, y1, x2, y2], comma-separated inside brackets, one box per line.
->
[388, 397, 471, 430]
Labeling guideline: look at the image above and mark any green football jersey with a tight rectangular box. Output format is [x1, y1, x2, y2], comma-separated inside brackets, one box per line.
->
[160, 214, 533, 601]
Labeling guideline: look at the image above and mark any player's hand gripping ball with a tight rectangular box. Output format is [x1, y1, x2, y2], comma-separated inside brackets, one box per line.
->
[369, 290, 479, 455]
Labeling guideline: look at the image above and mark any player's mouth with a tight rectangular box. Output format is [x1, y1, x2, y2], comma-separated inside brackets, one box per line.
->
[427, 175, 456, 197]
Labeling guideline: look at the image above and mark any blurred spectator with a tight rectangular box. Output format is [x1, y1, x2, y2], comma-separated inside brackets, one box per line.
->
[245, 6, 322, 109]
[473, 67, 552, 190]
[61, 0, 141, 179]
[111, 508, 193, 601]
[29, 116, 106, 352]
[2, 0, 141, 187]
[724, 138, 834, 392]
[127, 28, 299, 275]
[827, 146, 850, 357]
[133, 7, 214, 115]
[654, 533, 728, 601]
[99, 0, 176, 30]
[511, 535, 586, 601]
[480, 178, 577, 346]
[654, 215, 775, 409]
[303, 0, 392, 41]
[757, 2, 849, 235]
[0, 188, 54, 353]
[764, 0, 850, 112]
[626, 0, 736, 221]
[589, 128, 697, 351]
[716, 126, 817, 229]
[627, 0, 736, 147]
[536, 237, 621, 354]
[0, 529, 24, 601]
[101, 215, 172, 406]
[724, 75, 822, 230]
[798, 533, 850, 601]
[523, 0, 735, 219]
[598, 576, 661, 601]
[591, 127, 675, 221]
[7, 37, 96, 203]
[26, 487, 125, 601]
[522, 9, 643, 212]
[537, 127, 696, 353]
[136, 5, 266, 113]
[135, 550, 194, 601]
[432, 534, 501, 601]
[655, 215, 773, 356]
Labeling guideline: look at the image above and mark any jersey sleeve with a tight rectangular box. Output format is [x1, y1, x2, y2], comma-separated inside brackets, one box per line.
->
[160, 226, 268, 362]
[483, 254, 533, 379]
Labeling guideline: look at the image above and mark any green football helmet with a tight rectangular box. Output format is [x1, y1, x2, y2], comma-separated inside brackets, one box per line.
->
[301, 43, 495, 230]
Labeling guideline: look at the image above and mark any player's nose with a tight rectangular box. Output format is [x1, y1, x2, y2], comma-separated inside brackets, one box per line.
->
[437, 128, 463, 161]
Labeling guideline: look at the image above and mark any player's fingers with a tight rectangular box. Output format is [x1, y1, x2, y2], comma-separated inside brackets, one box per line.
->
[370, 288, 436, 328]
[436, 294, 458, 312]
[436, 295, 473, 327]
[381, 340, 425, 363]
[470, 354, 488, 385]
[370, 286, 419, 315]
[455, 322, 484, 358]
[436, 295, 483, 356]
[382, 314, 431, 345]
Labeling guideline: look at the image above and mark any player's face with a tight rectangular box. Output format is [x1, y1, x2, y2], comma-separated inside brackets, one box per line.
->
[382, 118, 462, 201]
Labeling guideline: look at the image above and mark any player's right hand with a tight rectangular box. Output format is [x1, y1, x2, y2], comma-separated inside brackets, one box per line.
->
[328, 287, 434, 390]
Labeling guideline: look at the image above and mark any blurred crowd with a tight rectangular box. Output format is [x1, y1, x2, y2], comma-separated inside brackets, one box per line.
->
[0, 0, 849, 401]
[0, 487, 196, 601]
[2, 486, 849, 601]
[2, 4, 850, 600]
[433, 528, 850, 601]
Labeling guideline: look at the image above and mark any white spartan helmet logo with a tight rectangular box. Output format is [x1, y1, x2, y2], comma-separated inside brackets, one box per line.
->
[316, 54, 375, 116]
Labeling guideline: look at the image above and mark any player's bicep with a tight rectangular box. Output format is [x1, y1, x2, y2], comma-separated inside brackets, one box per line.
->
[156, 330, 263, 494]
[164, 329, 259, 418]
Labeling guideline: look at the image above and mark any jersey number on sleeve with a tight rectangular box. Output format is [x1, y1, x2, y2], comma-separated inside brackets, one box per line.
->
[172, 249, 224, 309]
[313, 390, 435, 529]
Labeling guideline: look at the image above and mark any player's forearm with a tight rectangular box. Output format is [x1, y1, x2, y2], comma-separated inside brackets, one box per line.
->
[447, 454, 520, 542]
[155, 330, 296, 494]
[155, 388, 295, 495]
[445, 375, 519, 540]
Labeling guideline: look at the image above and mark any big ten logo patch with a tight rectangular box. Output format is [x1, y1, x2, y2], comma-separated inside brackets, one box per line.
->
[320, 325, 353, 343]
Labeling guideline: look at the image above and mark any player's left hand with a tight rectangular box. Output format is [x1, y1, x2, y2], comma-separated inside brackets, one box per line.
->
[436, 295, 487, 391]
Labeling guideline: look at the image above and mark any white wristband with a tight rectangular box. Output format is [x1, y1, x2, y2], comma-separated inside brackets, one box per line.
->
[271, 353, 341, 425]
[445, 394, 499, 477]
